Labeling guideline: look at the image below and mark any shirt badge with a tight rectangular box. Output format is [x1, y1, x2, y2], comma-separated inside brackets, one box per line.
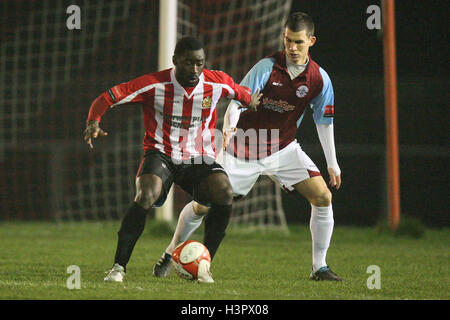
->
[296, 85, 309, 98]
[202, 96, 212, 108]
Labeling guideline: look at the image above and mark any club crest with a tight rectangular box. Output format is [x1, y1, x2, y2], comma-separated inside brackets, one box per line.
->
[296, 85, 309, 98]
[202, 96, 212, 108]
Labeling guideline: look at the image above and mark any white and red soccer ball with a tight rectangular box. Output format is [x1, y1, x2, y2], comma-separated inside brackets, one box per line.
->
[171, 240, 211, 280]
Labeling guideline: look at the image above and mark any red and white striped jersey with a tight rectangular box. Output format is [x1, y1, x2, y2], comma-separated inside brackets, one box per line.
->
[87, 68, 251, 161]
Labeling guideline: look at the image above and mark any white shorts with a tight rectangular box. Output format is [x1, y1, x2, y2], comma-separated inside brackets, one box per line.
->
[216, 140, 321, 196]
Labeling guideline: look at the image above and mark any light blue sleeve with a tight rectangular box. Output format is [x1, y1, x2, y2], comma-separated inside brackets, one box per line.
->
[310, 67, 334, 125]
[234, 57, 274, 107]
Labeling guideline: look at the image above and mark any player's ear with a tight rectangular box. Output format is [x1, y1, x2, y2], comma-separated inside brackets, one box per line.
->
[309, 36, 317, 47]
[172, 55, 178, 66]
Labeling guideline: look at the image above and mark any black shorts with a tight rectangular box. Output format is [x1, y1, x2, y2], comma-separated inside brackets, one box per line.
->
[136, 149, 228, 207]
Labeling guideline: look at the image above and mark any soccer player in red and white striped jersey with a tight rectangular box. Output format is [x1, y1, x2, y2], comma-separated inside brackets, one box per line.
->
[84, 37, 262, 283]
[86, 51, 255, 162]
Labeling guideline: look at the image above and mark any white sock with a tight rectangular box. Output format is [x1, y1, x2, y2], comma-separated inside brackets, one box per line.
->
[166, 201, 205, 254]
[309, 204, 334, 272]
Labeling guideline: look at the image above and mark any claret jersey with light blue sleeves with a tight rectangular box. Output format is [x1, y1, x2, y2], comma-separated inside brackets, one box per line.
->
[230, 51, 335, 159]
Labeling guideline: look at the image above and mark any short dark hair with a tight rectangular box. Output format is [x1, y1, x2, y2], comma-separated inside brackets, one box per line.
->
[284, 12, 315, 36]
[174, 36, 204, 56]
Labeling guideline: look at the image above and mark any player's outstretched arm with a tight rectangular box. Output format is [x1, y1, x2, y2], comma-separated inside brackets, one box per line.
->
[84, 120, 108, 149]
[84, 79, 147, 149]
[221, 89, 263, 150]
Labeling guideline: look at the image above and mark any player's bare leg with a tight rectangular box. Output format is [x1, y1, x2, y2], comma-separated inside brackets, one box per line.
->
[105, 174, 163, 282]
[294, 176, 343, 281]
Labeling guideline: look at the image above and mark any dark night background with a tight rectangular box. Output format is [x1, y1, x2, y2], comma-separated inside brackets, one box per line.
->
[284, 0, 449, 227]
[0, 0, 448, 228]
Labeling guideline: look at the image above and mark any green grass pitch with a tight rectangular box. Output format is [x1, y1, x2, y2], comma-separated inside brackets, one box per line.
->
[0, 221, 448, 300]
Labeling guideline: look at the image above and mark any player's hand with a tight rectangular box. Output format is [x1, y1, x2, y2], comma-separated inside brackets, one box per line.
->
[328, 167, 341, 190]
[83, 120, 108, 149]
[240, 89, 263, 112]
[222, 128, 236, 150]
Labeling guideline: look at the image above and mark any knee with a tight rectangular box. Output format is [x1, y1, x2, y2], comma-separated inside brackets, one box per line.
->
[210, 182, 233, 205]
[310, 189, 332, 207]
[134, 188, 159, 210]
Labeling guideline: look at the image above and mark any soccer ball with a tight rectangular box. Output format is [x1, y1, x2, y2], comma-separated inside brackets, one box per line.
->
[171, 240, 211, 280]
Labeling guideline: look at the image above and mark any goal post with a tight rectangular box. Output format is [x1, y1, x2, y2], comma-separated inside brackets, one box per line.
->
[155, 0, 178, 222]
[382, 0, 401, 230]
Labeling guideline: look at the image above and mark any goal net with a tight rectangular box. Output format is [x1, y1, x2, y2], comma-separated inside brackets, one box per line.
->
[177, 0, 292, 232]
[0, 0, 291, 232]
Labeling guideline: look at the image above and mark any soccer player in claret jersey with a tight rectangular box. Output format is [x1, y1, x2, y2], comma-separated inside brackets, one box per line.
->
[153, 13, 343, 281]
[84, 36, 262, 283]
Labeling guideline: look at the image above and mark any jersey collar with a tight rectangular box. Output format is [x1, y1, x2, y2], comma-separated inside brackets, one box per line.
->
[171, 68, 204, 99]
[273, 51, 311, 79]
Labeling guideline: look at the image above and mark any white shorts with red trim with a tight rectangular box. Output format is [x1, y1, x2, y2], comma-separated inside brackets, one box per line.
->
[216, 140, 321, 196]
